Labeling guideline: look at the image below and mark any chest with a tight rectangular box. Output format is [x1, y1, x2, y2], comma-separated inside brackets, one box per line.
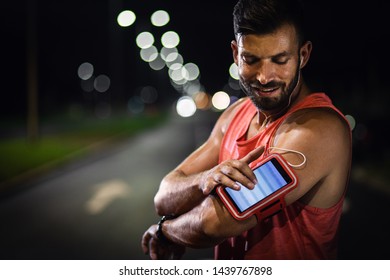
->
[245, 114, 269, 140]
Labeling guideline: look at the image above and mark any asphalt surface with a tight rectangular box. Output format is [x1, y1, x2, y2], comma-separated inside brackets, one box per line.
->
[0, 110, 389, 260]
[0, 111, 217, 260]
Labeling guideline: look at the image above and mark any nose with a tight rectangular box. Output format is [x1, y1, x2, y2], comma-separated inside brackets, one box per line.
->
[256, 61, 275, 85]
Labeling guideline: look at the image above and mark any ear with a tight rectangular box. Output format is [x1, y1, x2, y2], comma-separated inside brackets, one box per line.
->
[231, 40, 239, 65]
[299, 41, 312, 69]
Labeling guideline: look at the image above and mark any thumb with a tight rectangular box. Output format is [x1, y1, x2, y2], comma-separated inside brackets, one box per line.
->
[241, 146, 265, 164]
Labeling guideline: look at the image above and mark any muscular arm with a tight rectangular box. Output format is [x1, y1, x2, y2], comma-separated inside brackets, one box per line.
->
[143, 101, 351, 258]
[154, 107, 351, 249]
[161, 194, 257, 248]
[273, 108, 352, 207]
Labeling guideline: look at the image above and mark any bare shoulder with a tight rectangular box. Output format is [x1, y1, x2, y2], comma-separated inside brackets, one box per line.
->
[275, 106, 352, 166]
[277, 107, 351, 148]
[274, 107, 352, 207]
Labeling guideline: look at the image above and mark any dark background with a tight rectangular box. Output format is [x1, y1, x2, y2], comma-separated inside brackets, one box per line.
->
[2, 0, 390, 163]
[1, 0, 389, 259]
[2, 0, 390, 116]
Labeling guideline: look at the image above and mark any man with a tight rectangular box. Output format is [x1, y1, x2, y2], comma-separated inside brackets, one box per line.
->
[142, 0, 352, 259]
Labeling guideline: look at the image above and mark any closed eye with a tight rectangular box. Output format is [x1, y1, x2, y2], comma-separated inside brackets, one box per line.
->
[242, 55, 259, 65]
[273, 58, 289, 65]
[272, 52, 291, 65]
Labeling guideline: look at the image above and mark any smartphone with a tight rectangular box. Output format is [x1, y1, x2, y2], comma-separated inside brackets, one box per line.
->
[216, 153, 298, 220]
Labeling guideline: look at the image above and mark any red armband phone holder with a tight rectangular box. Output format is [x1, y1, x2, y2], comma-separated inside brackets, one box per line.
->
[216, 153, 298, 221]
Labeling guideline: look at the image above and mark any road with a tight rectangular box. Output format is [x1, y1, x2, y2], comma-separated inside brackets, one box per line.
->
[0, 111, 218, 260]
[0, 110, 389, 260]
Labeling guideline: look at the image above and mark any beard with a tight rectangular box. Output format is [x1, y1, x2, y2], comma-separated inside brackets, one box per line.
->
[239, 64, 301, 112]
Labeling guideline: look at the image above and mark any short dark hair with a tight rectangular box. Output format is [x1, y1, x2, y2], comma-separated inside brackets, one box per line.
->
[233, 0, 307, 46]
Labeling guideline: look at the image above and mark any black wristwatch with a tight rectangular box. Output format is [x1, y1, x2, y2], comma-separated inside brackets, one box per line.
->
[156, 215, 173, 244]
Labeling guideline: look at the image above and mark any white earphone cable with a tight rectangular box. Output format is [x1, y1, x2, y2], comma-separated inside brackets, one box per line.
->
[268, 146, 306, 168]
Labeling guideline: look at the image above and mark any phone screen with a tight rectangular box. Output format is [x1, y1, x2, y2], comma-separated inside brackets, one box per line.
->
[225, 157, 293, 213]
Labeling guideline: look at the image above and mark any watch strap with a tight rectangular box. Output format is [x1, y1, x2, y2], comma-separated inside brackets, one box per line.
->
[156, 215, 173, 244]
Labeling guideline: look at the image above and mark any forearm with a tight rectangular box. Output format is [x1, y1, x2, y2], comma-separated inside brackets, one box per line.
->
[161, 195, 257, 248]
[154, 169, 208, 216]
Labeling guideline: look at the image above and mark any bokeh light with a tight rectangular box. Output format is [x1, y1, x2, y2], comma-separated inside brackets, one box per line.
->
[78, 62, 94, 80]
[345, 115, 356, 130]
[94, 75, 111, 93]
[165, 53, 183, 69]
[229, 63, 239, 80]
[149, 54, 165, 71]
[194, 92, 211, 110]
[140, 46, 158, 62]
[161, 31, 180, 48]
[117, 10, 136, 27]
[136, 32, 155, 49]
[183, 63, 200, 81]
[176, 96, 197, 117]
[212, 91, 230, 111]
[151, 10, 170, 27]
[184, 80, 202, 96]
[161, 47, 178, 62]
[168, 63, 184, 83]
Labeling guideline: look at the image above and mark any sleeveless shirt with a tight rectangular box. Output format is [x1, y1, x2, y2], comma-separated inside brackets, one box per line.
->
[214, 93, 351, 259]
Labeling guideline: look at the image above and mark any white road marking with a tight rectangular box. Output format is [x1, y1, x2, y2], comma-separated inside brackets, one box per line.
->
[85, 179, 131, 215]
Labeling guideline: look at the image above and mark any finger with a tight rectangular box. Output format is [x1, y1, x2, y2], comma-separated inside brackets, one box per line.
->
[211, 173, 242, 191]
[201, 175, 218, 195]
[219, 164, 256, 189]
[241, 146, 265, 164]
[141, 231, 151, 255]
[149, 238, 159, 260]
[230, 160, 258, 186]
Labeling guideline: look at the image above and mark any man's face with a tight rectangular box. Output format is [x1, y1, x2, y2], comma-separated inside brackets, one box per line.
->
[232, 24, 307, 113]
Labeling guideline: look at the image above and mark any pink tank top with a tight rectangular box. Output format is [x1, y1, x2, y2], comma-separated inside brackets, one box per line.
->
[214, 93, 351, 259]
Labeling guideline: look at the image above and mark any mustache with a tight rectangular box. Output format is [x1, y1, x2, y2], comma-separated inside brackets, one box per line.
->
[249, 81, 283, 90]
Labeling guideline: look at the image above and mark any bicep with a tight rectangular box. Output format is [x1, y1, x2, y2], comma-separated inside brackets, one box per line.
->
[273, 110, 351, 207]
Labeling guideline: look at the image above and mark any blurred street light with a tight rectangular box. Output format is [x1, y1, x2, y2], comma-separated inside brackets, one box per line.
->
[117, 10, 136, 27]
[151, 10, 170, 27]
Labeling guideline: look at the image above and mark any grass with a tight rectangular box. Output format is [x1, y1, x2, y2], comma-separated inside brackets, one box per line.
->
[0, 113, 167, 185]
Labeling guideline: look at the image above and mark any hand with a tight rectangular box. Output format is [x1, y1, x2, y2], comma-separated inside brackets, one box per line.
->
[141, 224, 186, 260]
[200, 145, 265, 195]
